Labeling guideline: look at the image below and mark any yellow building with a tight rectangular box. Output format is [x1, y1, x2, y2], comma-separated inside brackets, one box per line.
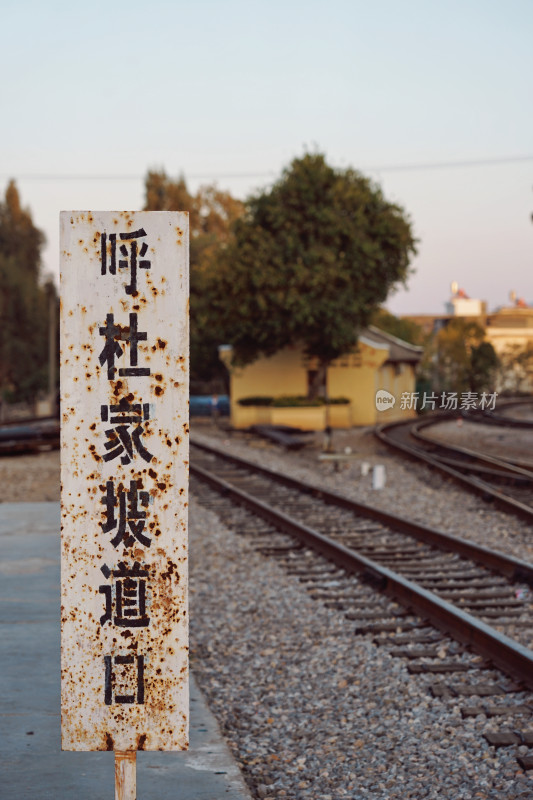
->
[485, 305, 533, 355]
[219, 327, 423, 429]
[485, 305, 533, 392]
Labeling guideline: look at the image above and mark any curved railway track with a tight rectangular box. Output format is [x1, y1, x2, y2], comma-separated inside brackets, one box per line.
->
[190, 438, 533, 771]
[376, 411, 533, 522]
[468, 398, 533, 429]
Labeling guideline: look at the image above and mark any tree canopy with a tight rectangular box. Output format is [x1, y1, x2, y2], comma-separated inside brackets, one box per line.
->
[143, 170, 244, 388]
[0, 180, 56, 404]
[371, 307, 425, 346]
[422, 318, 499, 394]
[208, 153, 417, 370]
[496, 343, 533, 394]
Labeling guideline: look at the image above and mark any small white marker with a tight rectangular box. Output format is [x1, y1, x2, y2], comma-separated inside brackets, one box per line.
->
[372, 464, 386, 489]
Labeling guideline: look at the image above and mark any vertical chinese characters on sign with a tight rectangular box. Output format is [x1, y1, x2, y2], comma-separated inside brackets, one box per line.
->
[99, 229, 153, 708]
[61, 212, 189, 752]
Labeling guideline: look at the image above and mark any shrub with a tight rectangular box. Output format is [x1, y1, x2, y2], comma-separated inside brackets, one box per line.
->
[237, 395, 351, 408]
[237, 396, 274, 406]
[271, 396, 322, 407]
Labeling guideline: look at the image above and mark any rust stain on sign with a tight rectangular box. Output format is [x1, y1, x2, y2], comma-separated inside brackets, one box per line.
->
[60, 211, 189, 751]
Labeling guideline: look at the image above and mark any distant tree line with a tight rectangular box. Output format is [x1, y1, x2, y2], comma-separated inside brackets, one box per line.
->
[4, 151, 515, 409]
[0, 181, 57, 405]
[420, 318, 500, 396]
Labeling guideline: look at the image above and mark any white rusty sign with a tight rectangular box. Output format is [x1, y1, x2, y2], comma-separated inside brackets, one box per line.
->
[60, 211, 189, 752]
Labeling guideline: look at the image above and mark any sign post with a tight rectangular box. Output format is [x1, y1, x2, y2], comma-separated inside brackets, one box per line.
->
[60, 211, 189, 794]
[115, 751, 137, 799]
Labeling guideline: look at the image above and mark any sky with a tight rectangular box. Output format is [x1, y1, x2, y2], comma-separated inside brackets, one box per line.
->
[1, 0, 532, 315]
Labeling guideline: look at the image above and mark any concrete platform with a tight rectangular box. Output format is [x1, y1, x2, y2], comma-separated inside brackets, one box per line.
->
[0, 502, 252, 800]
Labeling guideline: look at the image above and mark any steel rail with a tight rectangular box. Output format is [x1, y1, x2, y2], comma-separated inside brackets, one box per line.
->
[468, 399, 533, 429]
[374, 419, 533, 523]
[191, 438, 533, 585]
[191, 460, 533, 690]
[410, 417, 533, 480]
[0, 418, 60, 454]
[0, 415, 58, 428]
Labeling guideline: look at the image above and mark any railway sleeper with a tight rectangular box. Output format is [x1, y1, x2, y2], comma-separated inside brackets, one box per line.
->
[490, 619, 533, 628]
[475, 608, 525, 619]
[354, 550, 435, 560]
[361, 557, 459, 569]
[339, 533, 402, 544]
[418, 578, 509, 591]
[454, 596, 525, 608]
[256, 545, 304, 556]
[430, 681, 523, 698]
[461, 704, 533, 718]
[345, 610, 410, 621]
[399, 568, 488, 579]
[286, 564, 341, 576]
[297, 572, 347, 583]
[484, 730, 533, 748]
[354, 619, 428, 634]
[362, 558, 445, 569]
[408, 659, 491, 674]
[389, 646, 463, 659]
[335, 524, 387, 534]
[246, 531, 291, 542]
[440, 588, 519, 600]
[373, 632, 445, 646]
[308, 591, 387, 602]
[322, 597, 396, 608]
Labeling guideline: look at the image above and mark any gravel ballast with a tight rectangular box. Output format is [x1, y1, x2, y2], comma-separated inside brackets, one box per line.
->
[5, 420, 533, 798]
[188, 422, 533, 799]
[189, 494, 533, 799]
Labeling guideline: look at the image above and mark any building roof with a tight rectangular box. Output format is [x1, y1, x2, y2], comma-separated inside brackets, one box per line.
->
[363, 326, 424, 364]
[219, 325, 424, 368]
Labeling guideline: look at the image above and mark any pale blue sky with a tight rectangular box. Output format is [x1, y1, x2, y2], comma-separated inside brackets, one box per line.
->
[2, 0, 532, 313]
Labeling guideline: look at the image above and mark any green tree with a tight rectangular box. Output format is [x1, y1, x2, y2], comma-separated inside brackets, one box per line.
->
[469, 340, 500, 393]
[143, 170, 244, 389]
[428, 318, 498, 394]
[497, 343, 533, 394]
[0, 180, 44, 278]
[371, 307, 425, 345]
[209, 153, 417, 394]
[0, 181, 56, 404]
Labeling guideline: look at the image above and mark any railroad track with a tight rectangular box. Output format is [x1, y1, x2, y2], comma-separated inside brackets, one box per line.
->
[190, 437, 533, 771]
[0, 416, 60, 454]
[375, 413, 533, 522]
[468, 398, 533, 429]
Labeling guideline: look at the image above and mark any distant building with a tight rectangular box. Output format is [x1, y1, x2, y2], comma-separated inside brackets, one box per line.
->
[405, 283, 487, 336]
[486, 304, 533, 356]
[444, 286, 487, 318]
[403, 284, 533, 392]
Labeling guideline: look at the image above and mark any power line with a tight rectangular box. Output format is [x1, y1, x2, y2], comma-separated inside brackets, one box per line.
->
[2, 155, 533, 182]
[0, 171, 276, 181]
[364, 154, 533, 172]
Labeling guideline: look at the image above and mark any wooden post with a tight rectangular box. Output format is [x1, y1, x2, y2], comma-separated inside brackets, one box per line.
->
[115, 751, 136, 800]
